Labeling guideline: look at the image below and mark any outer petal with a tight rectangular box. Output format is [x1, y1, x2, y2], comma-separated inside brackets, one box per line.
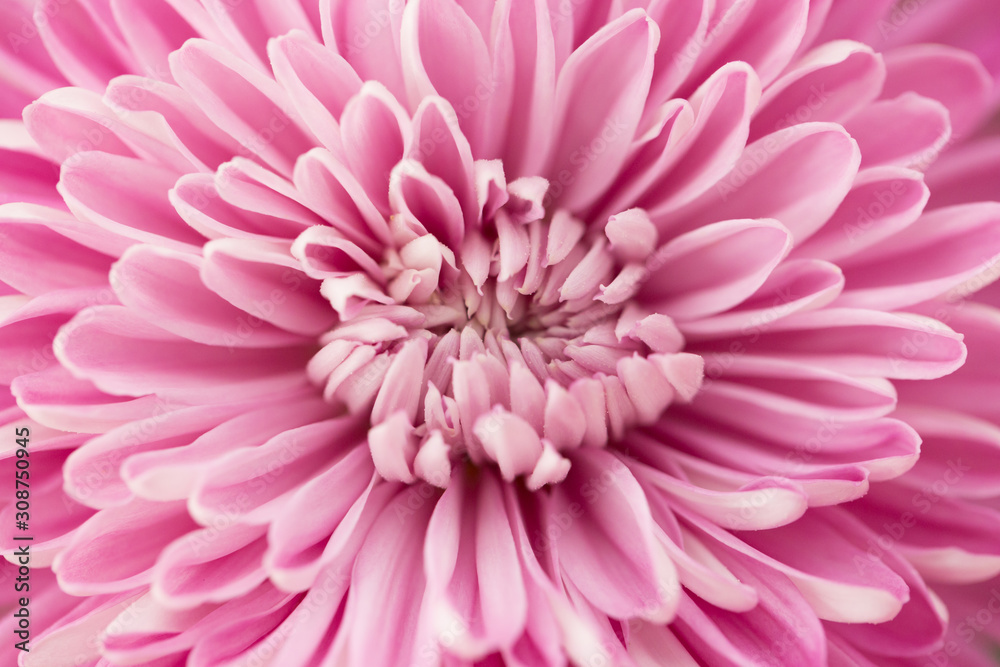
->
[551, 448, 678, 623]
[544, 9, 658, 211]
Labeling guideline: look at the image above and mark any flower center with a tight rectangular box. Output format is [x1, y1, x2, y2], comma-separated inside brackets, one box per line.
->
[302, 178, 705, 488]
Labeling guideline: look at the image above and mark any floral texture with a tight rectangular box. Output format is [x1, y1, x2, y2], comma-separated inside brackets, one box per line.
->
[1, 0, 1000, 665]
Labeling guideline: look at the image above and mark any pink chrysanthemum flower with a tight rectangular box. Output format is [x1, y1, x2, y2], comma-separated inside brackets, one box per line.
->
[1, 0, 1000, 665]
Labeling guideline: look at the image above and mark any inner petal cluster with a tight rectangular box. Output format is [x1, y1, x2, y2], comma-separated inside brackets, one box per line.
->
[301, 153, 703, 488]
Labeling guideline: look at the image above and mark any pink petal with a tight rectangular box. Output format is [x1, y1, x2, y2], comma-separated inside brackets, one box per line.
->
[54, 498, 197, 595]
[751, 40, 885, 141]
[0, 219, 111, 296]
[322, 0, 407, 101]
[200, 0, 317, 71]
[691, 308, 966, 380]
[843, 93, 951, 170]
[112, 244, 309, 347]
[791, 165, 929, 263]
[269, 30, 362, 156]
[59, 151, 203, 250]
[292, 148, 391, 250]
[121, 397, 330, 503]
[400, 0, 495, 156]
[409, 97, 478, 228]
[201, 236, 335, 336]
[881, 44, 994, 137]
[836, 202, 1000, 310]
[64, 402, 241, 509]
[424, 471, 527, 658]
[110, 0, 200, 82]
[656, 122, 860, 244]
[341, 487, 436, 667]
[389, 159, 466, 249]
[35, 0, 133, 91]
[680, 259, 844, 338]
[544, 9, 658, 211]
[683, 0, 809, 92]
[640, 218, 792, 320]
[152, 523, 268, 609]
[925, 136, 1000, 210]
[12, 366, 164, 434]
[637, 62, 761, 214]
[551, 448, 678, 623]
[672, 571, 825, 666]
[104, 75, 244, 171]
[496, 0, 556, 178]
[897, 302, 1000, 424]
[640, 0, 710, 111]
[191, 416, 365, 525]
[338, 81, 412, 215]
[264, 446, 375, 590]
[169, 39, 315, 177]
[55, 305, 313, 402]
